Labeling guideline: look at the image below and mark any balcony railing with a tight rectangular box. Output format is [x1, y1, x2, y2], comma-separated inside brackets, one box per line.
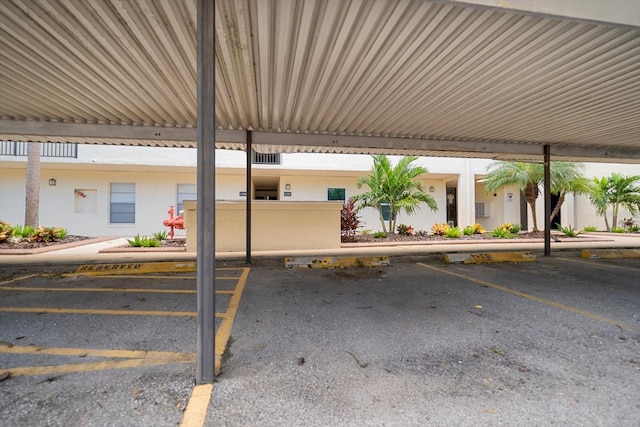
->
[0, 141, 78, 158]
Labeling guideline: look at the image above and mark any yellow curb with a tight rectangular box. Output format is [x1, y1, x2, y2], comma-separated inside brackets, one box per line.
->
[284, 256, 390, 269]
[581, 249, 640, 259]
[180, 384, 214, 427]
[74, 261, 197, 275]
[445, 252, 536, 264]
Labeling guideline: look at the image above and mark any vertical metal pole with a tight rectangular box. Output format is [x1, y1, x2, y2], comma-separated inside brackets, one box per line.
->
[544, 144, 551, 256]
[246, 130, 252, 264]
[196, 0, 216, 384]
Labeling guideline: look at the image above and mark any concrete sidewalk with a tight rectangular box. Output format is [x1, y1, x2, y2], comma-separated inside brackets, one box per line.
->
[1, 233, 640, 266]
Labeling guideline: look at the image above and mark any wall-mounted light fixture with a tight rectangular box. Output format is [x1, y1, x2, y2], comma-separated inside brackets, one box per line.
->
[429, 186, 435, 192]
[285, 183, 291, 190]
[48, 178, 57, 186]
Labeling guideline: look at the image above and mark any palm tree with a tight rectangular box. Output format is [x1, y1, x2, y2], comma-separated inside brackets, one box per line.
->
[606, 173, 640, 229]
[549, 164, 589, 225]
[588, 176, 612, 231]
[24, 142, 41, 227]
[483, 161, 585, 232]
[353, 155, 437, 233]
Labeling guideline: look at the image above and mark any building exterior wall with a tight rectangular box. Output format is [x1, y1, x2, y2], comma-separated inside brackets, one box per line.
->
[1, 144, 639, 238]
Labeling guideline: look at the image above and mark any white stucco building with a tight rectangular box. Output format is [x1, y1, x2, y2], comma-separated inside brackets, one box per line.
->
[1, 142, 638, 238]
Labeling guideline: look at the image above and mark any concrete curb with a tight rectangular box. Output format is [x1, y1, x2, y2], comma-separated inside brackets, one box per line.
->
[445, 251, 536, 264]
[581, 249, 640, 259]
[74, 261, 197, 275]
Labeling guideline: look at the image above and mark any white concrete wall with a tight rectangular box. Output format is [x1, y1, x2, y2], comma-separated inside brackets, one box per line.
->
[2, 145, 638, 238]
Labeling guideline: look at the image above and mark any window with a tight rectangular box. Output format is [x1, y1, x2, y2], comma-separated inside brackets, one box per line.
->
[252, 152, 281, 164]
[110, 183, 135, 224]
[327, 188, 346, 201]
[475, 202, 489, 217]
[0, 141, 77, 158]
[177, 184, 197, 214]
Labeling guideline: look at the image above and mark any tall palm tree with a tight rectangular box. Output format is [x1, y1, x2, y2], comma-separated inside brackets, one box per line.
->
[353, 155, 437, 233]
[588, 176, 612, 231]
[24, 142, 41, 227]
[483, 161, 585, 232]
[607, 173, 640, 228]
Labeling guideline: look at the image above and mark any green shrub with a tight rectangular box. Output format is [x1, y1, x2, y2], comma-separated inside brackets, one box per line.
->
[462, 226, 474, 236]
[445, 227, 461, 238]
[11, 224, 34, 239]
[628, 224, 640, 232]
[494, 222, 521, 234]
[431, 223, 450, 236]
[583, 225, 598, 232]
[491, 227, 512, 238]
[373, 231, 388, 239]
[127, 234, 161, 247]
[152, 230, 168, 241]
[611, 227, 626, 233]
[557, 224, 581, 237]
[30, 226, 67, 242]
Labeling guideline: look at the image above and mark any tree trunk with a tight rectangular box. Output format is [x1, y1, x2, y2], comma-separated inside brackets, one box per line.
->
[25, 142, 41, 227]
[524, 182, 539, 231]
[549, 192, 565, 226]
[612, 204, 619, 229]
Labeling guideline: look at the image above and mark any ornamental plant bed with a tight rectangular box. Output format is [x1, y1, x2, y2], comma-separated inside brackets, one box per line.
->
[341, 231, 581, 244]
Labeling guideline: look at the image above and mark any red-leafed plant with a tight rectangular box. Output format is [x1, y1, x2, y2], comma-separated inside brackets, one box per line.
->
[341, 198, 361, 240]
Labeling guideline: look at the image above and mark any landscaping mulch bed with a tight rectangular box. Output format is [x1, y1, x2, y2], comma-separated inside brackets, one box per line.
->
[341, 230, 565, 244]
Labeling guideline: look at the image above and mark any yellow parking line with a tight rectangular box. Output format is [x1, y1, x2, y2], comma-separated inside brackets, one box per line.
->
[6, 357, 194, 378]
[0, 286, 196, 294]
[0, 345, 194, 361]
[215, 267, 250, 375]
[0, 307, 236, 318]
[61, 274, 197, 280]
[417, 263, 640, 333]
[180, 384, 214, 427]
[0, 274, 40, 286]
[557, 257, 640, 272]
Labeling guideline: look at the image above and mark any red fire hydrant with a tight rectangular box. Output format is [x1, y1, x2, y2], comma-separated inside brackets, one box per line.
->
[162, 206, 184, 239]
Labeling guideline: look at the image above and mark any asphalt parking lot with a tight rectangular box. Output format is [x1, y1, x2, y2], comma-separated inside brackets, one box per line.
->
[1, 253, 639, 426]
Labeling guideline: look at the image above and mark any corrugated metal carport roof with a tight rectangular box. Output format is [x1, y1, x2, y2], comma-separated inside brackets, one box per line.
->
[1, 0, 639, 162]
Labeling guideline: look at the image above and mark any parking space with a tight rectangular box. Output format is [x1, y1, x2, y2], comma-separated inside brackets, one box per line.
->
[0, 264, 249, 427]
[1, 254, 639, 426]
[208, 254, 640, 426]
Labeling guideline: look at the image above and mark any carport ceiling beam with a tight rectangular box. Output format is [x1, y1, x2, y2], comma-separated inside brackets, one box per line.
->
[0, 119, 196, 142]
[217, 130, 640, 161]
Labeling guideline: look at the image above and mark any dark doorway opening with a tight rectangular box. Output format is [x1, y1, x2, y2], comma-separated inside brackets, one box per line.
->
[520, 192, 528, 231]
[446, 187, 457, 227]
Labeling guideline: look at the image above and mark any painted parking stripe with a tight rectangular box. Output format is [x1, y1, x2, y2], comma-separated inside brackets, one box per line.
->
[180, 384, 214, 427]
[557, 257, 640, 272]
[0, 345, 193, 360]
[0, 307, 202, 317]
[0, 274, 40, 286]
[0, 286, 197, 294]
[214, 267, 250, 375]
[179, 267, 251, 427]
[417, 262, 640, 333]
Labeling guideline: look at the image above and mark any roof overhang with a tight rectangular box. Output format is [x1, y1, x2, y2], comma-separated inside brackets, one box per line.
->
[1, 0, 639, 163]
